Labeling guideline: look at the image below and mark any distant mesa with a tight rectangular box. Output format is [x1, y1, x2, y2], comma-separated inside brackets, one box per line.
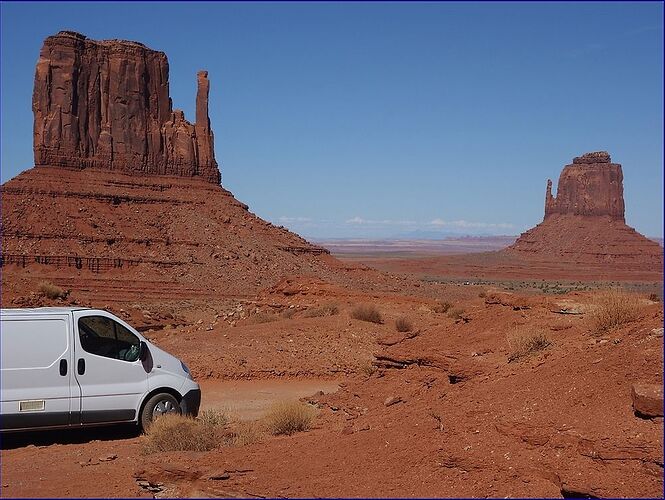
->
[508, 152, 662, 266]
[33, 30, 220, 183]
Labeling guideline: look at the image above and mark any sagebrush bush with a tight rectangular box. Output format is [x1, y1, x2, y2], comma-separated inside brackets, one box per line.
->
[228, 421, 263, 446]
[249, 311, 277, 324]
[38, 281, 66, 300]
[360, 363, 377, 377]
[395, 316, 413, 332]
[143, 413, 222, 453]
[303, 303, 339, 318]
[507, 331, 551, 363]
[351, 304, 382, 324]
[447, 307, 465, 320]
[280, 308, 297, 319]
[263, 401, 316, 436]
[198, 408, 228, 427]
[590, 289, 643, 333]
[433, 301, 452, 314]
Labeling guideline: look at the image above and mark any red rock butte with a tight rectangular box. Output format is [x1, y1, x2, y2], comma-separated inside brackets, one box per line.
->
[2, 31, 339, 305]
[508, 152, 662, 266]
[33, 30, 220, 183]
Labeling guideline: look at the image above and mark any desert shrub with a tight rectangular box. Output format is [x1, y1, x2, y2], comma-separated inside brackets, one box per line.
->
[38, 281, 66, 300]
[351, 304, 382, 324]
[447, 307, 465, 320]
[249, 311, 277, 324]
[478, 290, 487, 298]
[648, 293, 660, 302]
[507, 331, 552, 363]
[395, 316, 413, 332]
[360, 362, 377, 377]
[590, 289, 643, 333]
[228, 421, 263, 446]
[280, 308, 297, 319]
[198, 408, 228, 427]
[143, 413, 222, 453]
[303, 302, 339, 318]
[263, 401, 316, 436]
[433, 301, 452, 314]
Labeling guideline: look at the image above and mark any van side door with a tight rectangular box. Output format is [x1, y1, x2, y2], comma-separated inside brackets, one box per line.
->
[0, 313, 78, 430]
[72, 311, 148, 424]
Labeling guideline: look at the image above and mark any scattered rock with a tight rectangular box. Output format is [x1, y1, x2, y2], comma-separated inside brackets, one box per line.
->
[631, 383, 664, 418]
[384, 396, 403, 407]
[209, 472, 231, 481]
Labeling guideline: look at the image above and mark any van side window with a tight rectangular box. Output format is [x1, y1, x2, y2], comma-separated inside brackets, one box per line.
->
[78, 316, 141, 362]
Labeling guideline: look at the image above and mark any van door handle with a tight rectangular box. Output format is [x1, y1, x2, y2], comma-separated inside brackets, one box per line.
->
[77, 358, 85, 375]
[59, 359, 67, 376]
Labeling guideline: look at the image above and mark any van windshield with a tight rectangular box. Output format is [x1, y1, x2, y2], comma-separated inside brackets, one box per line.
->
[78, 316, 141, 362]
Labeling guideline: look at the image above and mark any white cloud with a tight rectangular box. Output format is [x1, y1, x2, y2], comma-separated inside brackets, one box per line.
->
[346, 216, 366, 224]
[345, 216, 416, 226]
[278, 216, 312, 223]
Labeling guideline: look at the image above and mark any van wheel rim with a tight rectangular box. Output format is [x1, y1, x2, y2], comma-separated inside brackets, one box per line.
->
[153, 400, 177, 418]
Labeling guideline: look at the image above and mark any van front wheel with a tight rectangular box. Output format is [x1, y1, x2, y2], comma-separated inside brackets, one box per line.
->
[141, 393, 181, 430]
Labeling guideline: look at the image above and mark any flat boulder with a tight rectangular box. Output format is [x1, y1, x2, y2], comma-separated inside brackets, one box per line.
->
[631, 383, 664, 418]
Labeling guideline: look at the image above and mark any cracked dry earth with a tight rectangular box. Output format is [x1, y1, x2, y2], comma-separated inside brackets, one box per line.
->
[1, 283, 663, 498]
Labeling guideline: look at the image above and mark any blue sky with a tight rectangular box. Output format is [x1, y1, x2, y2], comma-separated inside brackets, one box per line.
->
[1, 1, 663, 238]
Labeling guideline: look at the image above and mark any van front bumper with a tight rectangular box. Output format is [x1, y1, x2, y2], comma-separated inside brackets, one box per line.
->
[180, 388, 201, 417]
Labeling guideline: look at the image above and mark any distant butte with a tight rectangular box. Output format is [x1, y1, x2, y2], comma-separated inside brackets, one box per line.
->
[508, 152, 662, 266]
[32, 30, 220, 183]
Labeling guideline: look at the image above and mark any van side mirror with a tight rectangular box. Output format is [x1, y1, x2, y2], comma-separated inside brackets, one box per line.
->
[139, 341, 149, 361]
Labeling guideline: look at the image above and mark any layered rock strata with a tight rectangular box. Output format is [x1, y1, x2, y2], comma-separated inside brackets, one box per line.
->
[544, 151, 625, 220]
[33, 31, 220, 183]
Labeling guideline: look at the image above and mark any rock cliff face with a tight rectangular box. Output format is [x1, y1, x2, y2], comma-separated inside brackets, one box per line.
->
[544, 151, 625, 221]
[32, 31, 220, 183]
[509, 152, 662, 266]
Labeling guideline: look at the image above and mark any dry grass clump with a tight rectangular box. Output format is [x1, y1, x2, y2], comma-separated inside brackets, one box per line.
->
[198, 408, 228, 427]
[433, 301, 452, 314]
[395, 316, 413, 332]
[447, 307, 465, 320]
[507, 331, 552, 363]
[38, 281, 66, 300]
[590, 289, 643, 333]
[143, 413, 224, 453]
[303, 302, 339, 318]
[351, 304, 383, 324]
[280, 308, 297, 319]
[648, 293, 660, 302]
[263, 401, 317, 436]
[249, 311, 277, 324]
[360, 362, 378, 377]
[228, 421, 264, 446]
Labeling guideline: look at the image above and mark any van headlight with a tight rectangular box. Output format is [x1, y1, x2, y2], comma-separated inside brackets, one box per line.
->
[181, 361, 193, 379]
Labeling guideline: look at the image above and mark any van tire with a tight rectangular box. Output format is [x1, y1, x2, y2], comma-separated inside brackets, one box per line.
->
[141, 393, 181, 430]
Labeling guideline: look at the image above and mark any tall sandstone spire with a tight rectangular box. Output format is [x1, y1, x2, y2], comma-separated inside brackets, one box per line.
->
[32, 30, 220, 183]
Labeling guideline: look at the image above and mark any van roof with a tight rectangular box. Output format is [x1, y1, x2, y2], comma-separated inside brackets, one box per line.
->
[1, 307, 93, 315]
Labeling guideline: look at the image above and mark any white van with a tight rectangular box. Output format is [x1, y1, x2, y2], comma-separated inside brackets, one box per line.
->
[0, 307, 200, 432]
